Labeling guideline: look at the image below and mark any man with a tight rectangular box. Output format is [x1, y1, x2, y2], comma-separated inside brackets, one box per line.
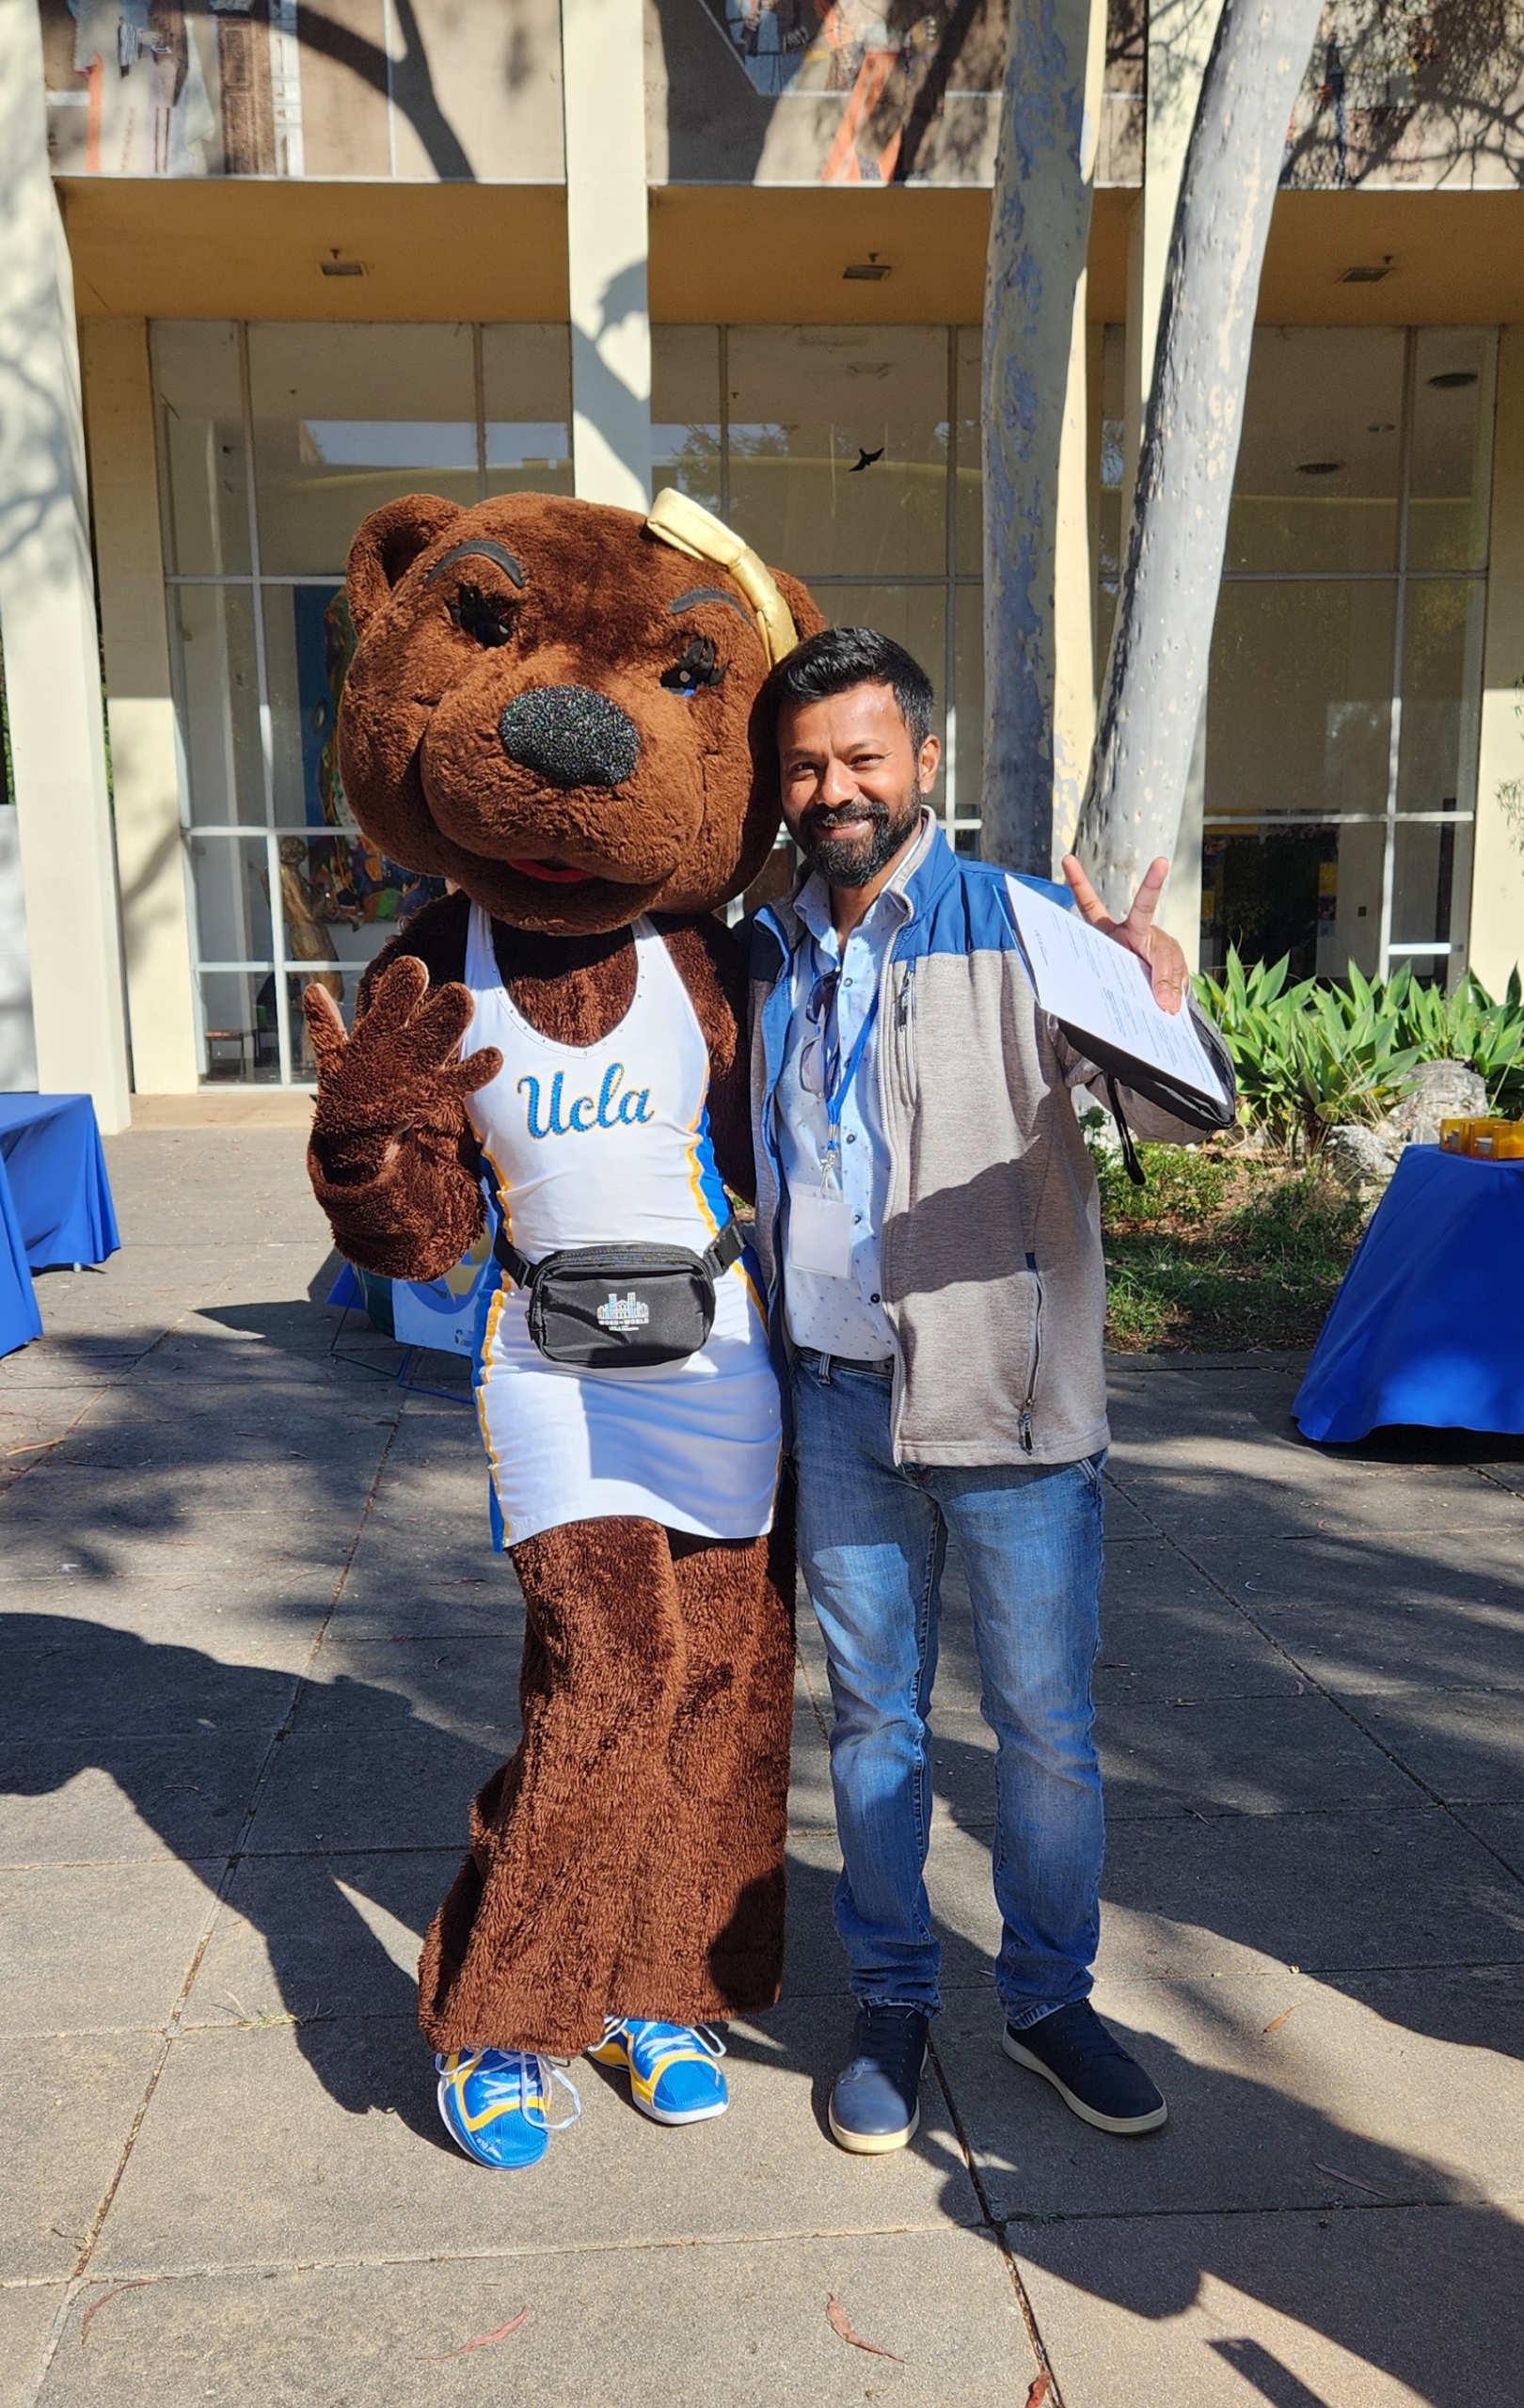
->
[748, 626, 1234, 2152]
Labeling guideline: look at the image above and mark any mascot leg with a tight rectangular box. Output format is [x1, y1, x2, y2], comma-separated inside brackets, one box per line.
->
[419, 1508, 794, 2067]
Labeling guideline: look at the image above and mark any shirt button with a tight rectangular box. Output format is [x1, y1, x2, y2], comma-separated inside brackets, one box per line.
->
[870, 1292, 881, 1304]
[853, 1213, 863, 1224]
[846, 1132, 856, 1143]
[843, 976, 853, 987]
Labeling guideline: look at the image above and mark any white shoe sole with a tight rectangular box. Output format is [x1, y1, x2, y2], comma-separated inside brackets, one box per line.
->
[628, 2091, 729, 2127]
[828, 2099, 920, 2154]
[828, 2046, 928, 2154]
[1001, 2029, 1168, 2134]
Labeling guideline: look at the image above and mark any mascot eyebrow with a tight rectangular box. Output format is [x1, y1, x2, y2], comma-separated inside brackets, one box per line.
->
[667, 585, 755, 633]
[424, 539, 528, 590]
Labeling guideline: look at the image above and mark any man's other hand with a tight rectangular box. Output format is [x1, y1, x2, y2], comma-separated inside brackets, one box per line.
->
[1060, 854, 1188, 1017]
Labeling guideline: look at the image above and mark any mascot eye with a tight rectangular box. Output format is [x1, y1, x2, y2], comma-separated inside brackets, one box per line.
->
[660, 636, 726, 695]
[449, 582, 516, 649]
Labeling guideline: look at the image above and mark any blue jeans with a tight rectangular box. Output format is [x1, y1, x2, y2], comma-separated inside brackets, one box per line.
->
[791, 1354, 1105, 2029]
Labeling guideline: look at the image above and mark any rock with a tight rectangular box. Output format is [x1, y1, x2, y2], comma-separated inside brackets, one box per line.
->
[1384, 1059, 1487, 1147]
[1323, 1123, 1403, 1204]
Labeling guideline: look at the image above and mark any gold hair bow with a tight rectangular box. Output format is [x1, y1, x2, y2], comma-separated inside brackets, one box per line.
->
[644, 487, 798, 670]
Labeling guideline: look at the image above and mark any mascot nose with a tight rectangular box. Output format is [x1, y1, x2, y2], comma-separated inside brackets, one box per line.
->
[498, 685, 642, 789]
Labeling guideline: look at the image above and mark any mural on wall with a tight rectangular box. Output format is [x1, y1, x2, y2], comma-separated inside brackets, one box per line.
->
[41, 0, 564, 180]
[1283, 0, 1524, 188]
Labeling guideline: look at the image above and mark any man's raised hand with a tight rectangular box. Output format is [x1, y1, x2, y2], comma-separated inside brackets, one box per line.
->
[1059, 854, 1188, 1018]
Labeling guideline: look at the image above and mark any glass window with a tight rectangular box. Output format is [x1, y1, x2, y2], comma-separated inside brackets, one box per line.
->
[1392, 815, 1472, 960]
[484, 323, 573, 499]
[198, 971, 282, 1083]
[651, 325, 722, 516]
[955, 324, 982, 576]
[167, 584, 265, 828]
[1207, 582, 1397, 821]
[953, 584, 984, 847]
[260, 584, 357, 831]
[726, 326, 949, 578]
[249, 323, 478, 575]
[1226, 327, 1405, 574]
[151, 321, 251, 578]
[1408, 329, 1494, 573]
[187, 834, 274, 966]
[1396, 579, 1484, 816]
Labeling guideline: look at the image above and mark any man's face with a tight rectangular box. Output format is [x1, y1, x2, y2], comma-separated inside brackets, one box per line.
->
[777, 681, 940, 888]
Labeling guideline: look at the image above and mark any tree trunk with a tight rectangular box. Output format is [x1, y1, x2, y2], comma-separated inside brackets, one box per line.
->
[1072, 0, 1325, 912]
[980, 0, 1096, 877]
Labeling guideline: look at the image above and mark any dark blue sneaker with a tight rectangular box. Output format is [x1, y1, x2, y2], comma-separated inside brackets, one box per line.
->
[1003, 2000, 1167, 2134]
[829, 2006, 929, 2155]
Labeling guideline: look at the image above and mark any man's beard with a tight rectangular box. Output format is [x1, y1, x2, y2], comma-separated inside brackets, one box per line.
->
[797, 789, 922, 888]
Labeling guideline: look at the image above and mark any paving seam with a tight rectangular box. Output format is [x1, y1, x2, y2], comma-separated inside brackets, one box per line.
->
[924, 2031, 1062, 2403]
[20, 1409, 404, 2408]
[1102, 1470, 1524, 1898]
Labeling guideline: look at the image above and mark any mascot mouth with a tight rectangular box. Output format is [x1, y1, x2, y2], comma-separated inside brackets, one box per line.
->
[506, 857, 596, 886]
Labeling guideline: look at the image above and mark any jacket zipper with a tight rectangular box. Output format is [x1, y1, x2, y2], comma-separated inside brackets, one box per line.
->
[1018, 1253, 1043, 1453]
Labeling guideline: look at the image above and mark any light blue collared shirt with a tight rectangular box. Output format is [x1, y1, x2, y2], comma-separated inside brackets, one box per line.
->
[774, 816, 933, 1359]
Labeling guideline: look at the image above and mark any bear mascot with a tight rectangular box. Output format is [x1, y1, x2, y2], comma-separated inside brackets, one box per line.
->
[303, 485, 824, 2170]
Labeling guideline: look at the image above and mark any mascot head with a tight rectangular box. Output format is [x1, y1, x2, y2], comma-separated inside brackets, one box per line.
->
[336, 488, 825, 936]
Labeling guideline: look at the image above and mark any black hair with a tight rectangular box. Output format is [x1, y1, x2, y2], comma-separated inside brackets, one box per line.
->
[763, 626, 936, 754]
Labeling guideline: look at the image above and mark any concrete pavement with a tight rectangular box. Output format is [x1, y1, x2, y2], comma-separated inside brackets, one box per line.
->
[3, 1123, 1523, 2406]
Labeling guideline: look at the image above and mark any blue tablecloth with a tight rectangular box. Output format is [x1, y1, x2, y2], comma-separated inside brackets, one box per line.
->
[0, 1094, 120, 1360]
[1294, 1147, 1524, 1443]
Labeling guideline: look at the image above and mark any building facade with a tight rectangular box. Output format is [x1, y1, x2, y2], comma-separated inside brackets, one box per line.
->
[1, 0, 1522, 1116]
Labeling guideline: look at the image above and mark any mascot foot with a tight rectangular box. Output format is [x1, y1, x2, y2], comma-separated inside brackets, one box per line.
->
[588, 2019, 729, 2126]
[435, 2048, 581, 2169]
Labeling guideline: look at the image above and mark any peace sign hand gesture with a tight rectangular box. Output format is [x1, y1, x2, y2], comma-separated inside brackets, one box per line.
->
[1060, 853, 1189, 1017]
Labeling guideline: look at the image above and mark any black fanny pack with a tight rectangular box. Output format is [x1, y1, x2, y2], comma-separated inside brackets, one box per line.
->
[491, 1218, 747, 1370]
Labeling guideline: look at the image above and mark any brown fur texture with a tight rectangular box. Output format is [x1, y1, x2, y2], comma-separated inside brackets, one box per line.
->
[301, 493, 822, 2059]
[420, 1498, 797, 2056]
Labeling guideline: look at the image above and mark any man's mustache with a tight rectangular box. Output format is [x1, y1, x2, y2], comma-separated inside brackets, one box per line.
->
[800, 798, 891, 844]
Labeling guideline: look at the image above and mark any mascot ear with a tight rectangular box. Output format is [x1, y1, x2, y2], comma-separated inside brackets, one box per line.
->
[346, 495, 463, 633]
[770, 567, 828, 648]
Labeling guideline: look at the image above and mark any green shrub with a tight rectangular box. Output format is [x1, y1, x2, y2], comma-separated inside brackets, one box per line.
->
[1386, 961, 1524, 1117]
[1194, 951, 1422, 1155]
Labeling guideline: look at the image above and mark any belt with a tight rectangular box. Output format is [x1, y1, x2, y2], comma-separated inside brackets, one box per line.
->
[798, 1347, 894, 1377]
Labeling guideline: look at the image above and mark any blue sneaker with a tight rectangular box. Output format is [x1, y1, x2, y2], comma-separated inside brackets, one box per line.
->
[434, 2048, 581, 2169]
[588, 2019, 729, 2125]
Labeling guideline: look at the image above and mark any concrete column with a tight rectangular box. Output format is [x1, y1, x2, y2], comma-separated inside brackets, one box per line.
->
[1119, 0, 1225, 966]
[82, 319, 200, 1095]
[561, 0, 652, 512]
[1470, 324, 1524, 998]
[0, 0, 130, 1128]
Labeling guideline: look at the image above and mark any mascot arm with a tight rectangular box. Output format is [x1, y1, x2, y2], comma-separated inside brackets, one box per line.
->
[304, 896, 497, 1283]
[655, 915, 755, 1207]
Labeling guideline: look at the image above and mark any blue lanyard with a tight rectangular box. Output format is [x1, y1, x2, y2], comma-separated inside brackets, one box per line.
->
[823, 983, 880, 1168]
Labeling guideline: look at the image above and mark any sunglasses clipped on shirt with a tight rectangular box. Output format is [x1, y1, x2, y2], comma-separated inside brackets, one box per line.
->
[799, 967, 840, 1100]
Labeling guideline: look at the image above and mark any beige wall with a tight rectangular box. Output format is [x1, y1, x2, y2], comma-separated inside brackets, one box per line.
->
[81, 318, 199, 1093]
[1470, 324, 1524, 999]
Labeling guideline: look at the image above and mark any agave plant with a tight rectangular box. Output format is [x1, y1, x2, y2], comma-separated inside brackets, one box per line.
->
[1196, 951, 1424, 1156]
[1386, 962, 1524, 1117]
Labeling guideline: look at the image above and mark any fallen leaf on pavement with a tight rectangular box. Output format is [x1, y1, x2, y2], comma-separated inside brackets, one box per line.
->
[1025, 2374, 1054, 2407]
[1314, 2162, 1393, 2199]
[826, 2297, 905, 2362]
[421, 2309, 528, 2361]
[1262, 2006, 1298, 2036]
[81, 2281, 152, 2342]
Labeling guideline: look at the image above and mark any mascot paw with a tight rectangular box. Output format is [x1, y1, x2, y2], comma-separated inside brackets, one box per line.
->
[304, 957, 501, 1145]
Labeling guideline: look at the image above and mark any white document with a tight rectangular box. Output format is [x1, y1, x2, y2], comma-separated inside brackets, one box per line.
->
[786, 1186, 855, 1280]
[1005, 878, 1228, 1109]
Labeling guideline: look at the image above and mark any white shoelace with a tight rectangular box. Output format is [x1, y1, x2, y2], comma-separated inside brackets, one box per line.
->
[604, 2017, 727, 2065]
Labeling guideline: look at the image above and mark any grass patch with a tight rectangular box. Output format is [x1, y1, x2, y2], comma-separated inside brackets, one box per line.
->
[1093, 1142, 1364, 1353]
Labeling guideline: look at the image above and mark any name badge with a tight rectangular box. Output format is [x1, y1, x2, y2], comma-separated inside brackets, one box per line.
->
[786, 1186, 855, 1280]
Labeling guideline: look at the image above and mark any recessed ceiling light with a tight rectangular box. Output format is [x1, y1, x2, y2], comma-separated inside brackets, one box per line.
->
[1367, 421, 1396, 434]
[321, 257, 365, 277]
[1337, 261, 1393, 283]
[1296, 460, 1344, 476]
[1427, 370, 1477, 389]
[843, 257, 891, 281]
